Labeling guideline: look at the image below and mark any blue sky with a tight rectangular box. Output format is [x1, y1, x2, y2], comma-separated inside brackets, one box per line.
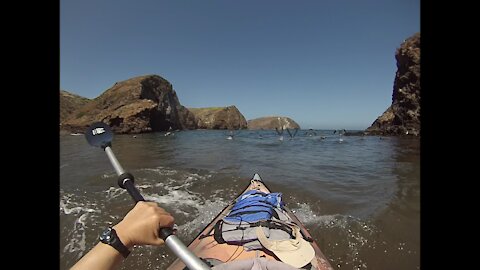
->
[61, 0, 419, 130]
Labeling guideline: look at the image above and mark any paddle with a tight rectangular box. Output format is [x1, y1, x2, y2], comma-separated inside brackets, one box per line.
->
[85, 122, 211, 270]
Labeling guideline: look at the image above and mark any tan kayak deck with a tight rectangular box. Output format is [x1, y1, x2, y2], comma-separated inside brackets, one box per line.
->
[167, 178, 333, 270]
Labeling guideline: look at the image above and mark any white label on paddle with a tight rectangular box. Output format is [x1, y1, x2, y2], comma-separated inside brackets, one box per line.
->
[92, 127, 105, 135]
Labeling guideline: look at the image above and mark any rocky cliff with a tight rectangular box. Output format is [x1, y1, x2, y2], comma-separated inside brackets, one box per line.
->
[247, 116, 300, 130]
[62, 75, 197, 134]
[60, 90, 91, 123]
[188, 106, 247, 129]
[366, 32, 420, 136]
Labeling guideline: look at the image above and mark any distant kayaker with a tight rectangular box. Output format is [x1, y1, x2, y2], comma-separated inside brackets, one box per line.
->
[305, 129, 316, 137]
[71, 202, 175, 270]
[286, 128, 298, 140]
[165, 126, 174, 136]
[226, 130, 235, 140]
[275, 127, 283, 135]
[275, 127, 284, 141]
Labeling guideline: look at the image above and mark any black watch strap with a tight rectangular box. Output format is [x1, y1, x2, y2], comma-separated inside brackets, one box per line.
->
[100, 227, 131, 258]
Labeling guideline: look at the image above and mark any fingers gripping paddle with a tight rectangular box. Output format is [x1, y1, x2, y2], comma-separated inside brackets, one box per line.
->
[85, 122, 210, 270]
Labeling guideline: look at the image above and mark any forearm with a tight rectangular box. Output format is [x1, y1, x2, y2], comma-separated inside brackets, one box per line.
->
[70, 202, 173, 270]
[70, 243, 125, 270]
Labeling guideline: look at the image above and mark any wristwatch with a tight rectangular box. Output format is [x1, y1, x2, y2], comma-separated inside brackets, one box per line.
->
[99, 227, 131, 258]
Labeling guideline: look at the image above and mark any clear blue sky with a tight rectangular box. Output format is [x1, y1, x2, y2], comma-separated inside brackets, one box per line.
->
[60, 0, 419, 130]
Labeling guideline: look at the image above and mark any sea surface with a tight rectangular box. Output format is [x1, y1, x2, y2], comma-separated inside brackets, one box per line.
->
[60, 130, 420, 270]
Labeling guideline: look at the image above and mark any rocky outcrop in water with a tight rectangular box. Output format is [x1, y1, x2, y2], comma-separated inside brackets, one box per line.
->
[366, 32, 420, 136]
[188, 106, 247, 129]
[62, 75, 197, 134]
[247, 116, 300, 130]
[60, 90, 91, 123]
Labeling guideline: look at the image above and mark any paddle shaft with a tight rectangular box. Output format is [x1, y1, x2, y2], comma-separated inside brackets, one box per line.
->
[104, 146, 211, 270]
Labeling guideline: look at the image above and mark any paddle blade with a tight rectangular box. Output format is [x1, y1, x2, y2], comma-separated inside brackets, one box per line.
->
[85, 122, 113, 148]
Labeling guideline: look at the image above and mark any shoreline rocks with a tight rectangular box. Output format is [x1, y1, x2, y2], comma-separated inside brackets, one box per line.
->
[61, 75, 197, 134]
[365, 32, 420, 136]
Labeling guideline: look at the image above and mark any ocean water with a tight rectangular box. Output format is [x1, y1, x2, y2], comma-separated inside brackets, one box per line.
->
[60, 130, 420, 270]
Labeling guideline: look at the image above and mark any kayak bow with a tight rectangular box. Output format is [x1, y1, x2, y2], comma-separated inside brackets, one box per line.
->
[167, 173, 333, 270]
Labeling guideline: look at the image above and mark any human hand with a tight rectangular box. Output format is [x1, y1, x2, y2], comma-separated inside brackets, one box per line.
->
[113, 201, 175, 249]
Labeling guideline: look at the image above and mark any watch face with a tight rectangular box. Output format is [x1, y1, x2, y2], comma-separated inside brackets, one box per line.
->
[98, 227, 130, 258]
[100, 227, 113, 243]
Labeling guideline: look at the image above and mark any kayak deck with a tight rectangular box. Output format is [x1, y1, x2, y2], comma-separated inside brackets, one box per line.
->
[167, 174, 333, 270]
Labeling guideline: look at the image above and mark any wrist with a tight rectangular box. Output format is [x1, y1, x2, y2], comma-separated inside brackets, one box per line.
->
[112, 224, 134, 250]
[99, 226, 132, 258]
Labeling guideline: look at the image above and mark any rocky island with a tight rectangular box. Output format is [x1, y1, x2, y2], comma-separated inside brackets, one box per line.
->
[247, 116, 300, 130]
[189, 106, 247, 129]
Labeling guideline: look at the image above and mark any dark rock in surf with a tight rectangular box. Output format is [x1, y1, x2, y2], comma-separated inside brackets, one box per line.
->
[344, 131, 366, 136]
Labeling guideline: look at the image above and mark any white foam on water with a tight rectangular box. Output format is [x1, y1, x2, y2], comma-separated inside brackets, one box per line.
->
[60, 194, 98, 215]
[332, 216, 377, 269]
[175, 198, 227, 236]
[288, 202, 325, 224]
[136, 184, 153, 189]
[288, 202, 378, 269]
[101, 172, 116, 179]
[140, 167, 178, 176]
[62, 169, 221, 263]
[138, 170, 227, 236]
[144, 170, 215, 199]
[105, 186, 127, 199]
[139, 167, 212, 182]
[142, 173, 207, 217]
[60, 194, 100, 258]
[63, 212, 88, 255]
[143, 189, 197, 209]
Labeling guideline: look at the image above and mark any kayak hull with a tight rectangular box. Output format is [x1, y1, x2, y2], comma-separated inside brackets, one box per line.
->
[167, 174, 333, 270]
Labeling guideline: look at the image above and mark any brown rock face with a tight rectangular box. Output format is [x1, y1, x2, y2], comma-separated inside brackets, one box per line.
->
[366, 32, 420, 136]
[188, 106, 247, 129]
[247, 116, 300, 130]
[62, 75, 197, 134]
[60, 90, 91, 123]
